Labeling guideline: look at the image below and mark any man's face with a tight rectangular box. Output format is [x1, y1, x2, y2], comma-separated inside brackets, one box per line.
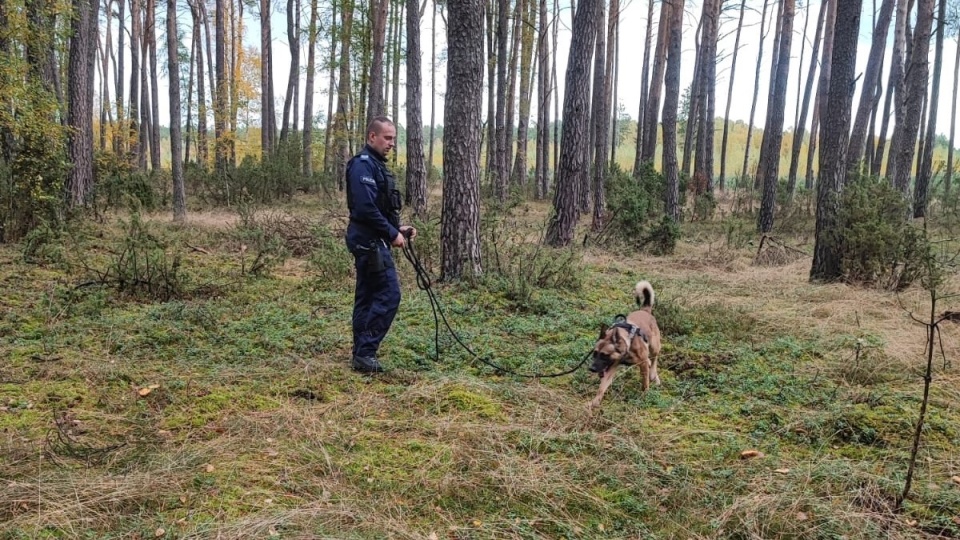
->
[368, 124, 397, 156]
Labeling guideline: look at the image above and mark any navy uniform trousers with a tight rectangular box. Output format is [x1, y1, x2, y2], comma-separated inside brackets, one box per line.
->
[350, 240, 401, 359]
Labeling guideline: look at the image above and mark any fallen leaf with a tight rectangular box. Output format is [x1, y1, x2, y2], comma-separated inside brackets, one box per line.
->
[906, 519, 918, 527]
[775, 468, 791, 474]
[428, 533, 439, 540]
[951, 476, 960, 485]
[179, 495, 187, 504]
[952, 516, 960, 526]
[472, 520, 482, 527]
[155, 528, 165, 537]
[138, 387, 153, 397]
[268, 528, 279, 537]
[204, 464, 215, 473]
[740, 449, 765, 459]
[796, 512, 808, 521]
[264, 498, 273, 504]
[598, 523, 605, 531]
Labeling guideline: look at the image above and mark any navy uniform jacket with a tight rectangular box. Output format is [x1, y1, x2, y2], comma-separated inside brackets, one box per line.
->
[345, 145, 402, 250]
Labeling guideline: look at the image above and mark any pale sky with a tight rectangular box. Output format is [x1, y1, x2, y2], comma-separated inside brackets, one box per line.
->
[126, 0, 957, 142]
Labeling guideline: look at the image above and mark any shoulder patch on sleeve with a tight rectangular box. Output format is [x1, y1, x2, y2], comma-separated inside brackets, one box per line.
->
[360, 176, 377, 186]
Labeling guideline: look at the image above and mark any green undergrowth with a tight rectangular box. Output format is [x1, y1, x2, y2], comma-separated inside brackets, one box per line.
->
[0, 209, 958, 539]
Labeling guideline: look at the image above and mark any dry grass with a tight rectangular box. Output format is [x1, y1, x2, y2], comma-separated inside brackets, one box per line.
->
[2, 201, 959, 539]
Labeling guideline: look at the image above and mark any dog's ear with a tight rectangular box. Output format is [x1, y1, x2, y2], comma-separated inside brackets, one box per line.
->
[598, 323, 608, 340]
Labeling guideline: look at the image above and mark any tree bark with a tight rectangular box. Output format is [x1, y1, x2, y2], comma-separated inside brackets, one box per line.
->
[947, 34, 960, 199]
[322, 0, 337, 173]
[757, 0, 795, 233]
[805, 0, 838, 189]
[441, 0, 484, 280]
[662, 0, 683, 222]
[66, 0, 101, 206]
[130, 0, 142, 169]
[168, 0, 186, 222]
[811, 0, 863, 282]
[915, 0, 946, 217]
[504, 0, 522, 190]
[493, 0, 511, 201]
[281, 0, 301, 146]
[892, 0, 934, 195]
[303, 0, 318, 176]
[693, 0, 719, 197]
[883, 0, 910, 180]
[719, 0, 746, 191]
[545, 0, 599, 246]
[512, 0, 536, 187]
[428, 0, 438, 184]
[535, 0, 552, 198]
[847, 0, 895, 171]
[332, 0, 354, 187]
[406, 0, 427, 215]
[640, 0, 670, 163]
[682, 18, 703, 181]
[741, 0, 770, 184]
[215, 0, 229, 173]
[590, 0, 608, 230]
[787, 0, 826, 194]
[148, 0, 161, 171]
[367, 0, 389, 125]
[261, 0, 276, 155]
[632, 0, 654, 175]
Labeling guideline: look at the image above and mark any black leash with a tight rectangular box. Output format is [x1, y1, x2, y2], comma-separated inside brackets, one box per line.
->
[399, 238, 592, 379]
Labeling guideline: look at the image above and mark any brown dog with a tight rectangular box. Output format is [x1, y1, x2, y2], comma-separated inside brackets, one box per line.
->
[588, 281, 662, 409]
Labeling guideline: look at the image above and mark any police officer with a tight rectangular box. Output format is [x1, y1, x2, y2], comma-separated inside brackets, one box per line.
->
[345, 116, 417, 373]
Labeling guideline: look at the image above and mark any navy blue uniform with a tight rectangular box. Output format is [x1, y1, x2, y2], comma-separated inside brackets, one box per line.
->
[345, 145, 403, 361]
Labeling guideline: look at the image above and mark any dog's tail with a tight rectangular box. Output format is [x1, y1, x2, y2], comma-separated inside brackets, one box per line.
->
[634, 280, 655, 310]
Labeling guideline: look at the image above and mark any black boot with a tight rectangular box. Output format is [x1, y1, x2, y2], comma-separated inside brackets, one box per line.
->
[351, 355, 384, 373]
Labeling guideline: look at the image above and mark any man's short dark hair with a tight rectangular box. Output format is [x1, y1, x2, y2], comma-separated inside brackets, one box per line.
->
[366, 116, 395, 138]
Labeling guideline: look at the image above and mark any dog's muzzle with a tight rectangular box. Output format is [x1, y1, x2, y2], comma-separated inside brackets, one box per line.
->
[589, 353, 612, 374]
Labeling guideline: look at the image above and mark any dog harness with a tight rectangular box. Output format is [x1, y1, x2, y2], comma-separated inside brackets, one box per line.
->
[610, 320, 648, 345]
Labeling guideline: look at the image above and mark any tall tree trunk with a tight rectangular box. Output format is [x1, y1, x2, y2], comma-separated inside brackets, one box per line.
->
[185, 25, 195, 164]
[130, 0, 142, 169]
[332, 0, 354, 188]
[214, 0, 229, 173]
[406, 0, 427, 215]
[608, 0, 619, 168]
[367, 0, 389, 124]
[115, 0, 126, 153]
[428, 0, 439, 183]
[662, 0, 683, 222]
[682, 19, 703, 180]
[719, 0, 746, 191]
[693, 0, 719, 197]
[322, 0, 337, 173]
[757, 0, 795, 233]
[552, 0, 559, 179]
[590, 0, 608, 230]
[884, 0, 910, 180]
[504, 0, 522, 190]
[261, 0, 276, 155]
[545, 0, 599, 246]
[640, 0, 670, 163]
[632, 0, 654, 175]
[805, 0, 838, 189]
[99, 0, 112, 152]
[741, 0, 770, 185]
[148, 0, 161, 171]
[191, 1, 209, 166]
[168, 0, 186, 222]
[512, 0, 536, 187]
[140, 13, 151, 171]
[485, 1, 497, 185]
[812, 0, 863, 282]
[494, 0, 511, 201]
[441, 0, 484, 279]
[66, 0, 101, 206]
[946, 34, 960, 199]
[892, 0, 934, 195]
[915, 0, 946, 217]
[787, 0, 826, 193]
[303, 0, 318, 176]
[281, 0, 301, 145]
[535, 0, 551, 198]
[391, 0, 402, 166]
[848, 0, 894, 170]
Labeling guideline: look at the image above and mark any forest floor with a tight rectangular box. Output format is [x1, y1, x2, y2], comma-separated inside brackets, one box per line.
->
[1, 194, 959, 539]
